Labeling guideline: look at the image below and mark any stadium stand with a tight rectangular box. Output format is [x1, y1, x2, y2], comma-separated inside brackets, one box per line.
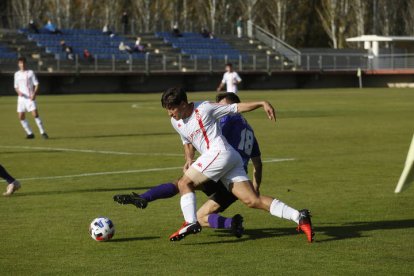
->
[19, 28, 147, 60]
[0, 42, 17, 59]
[156, 31, 244, 60]
[0, 27, 292, 73]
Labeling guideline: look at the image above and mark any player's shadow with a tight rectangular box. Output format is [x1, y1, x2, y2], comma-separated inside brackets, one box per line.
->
[185, 219, 414, 245]
[14, 186, 155, 197]
[109, 236, 160, 243]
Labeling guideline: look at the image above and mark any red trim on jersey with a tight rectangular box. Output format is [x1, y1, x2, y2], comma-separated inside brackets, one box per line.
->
[202, 151, 221, 173]
[195, 109, 210, 150]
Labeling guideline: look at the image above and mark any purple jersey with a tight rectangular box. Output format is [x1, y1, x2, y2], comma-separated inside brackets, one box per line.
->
[220, 114, 261, 171]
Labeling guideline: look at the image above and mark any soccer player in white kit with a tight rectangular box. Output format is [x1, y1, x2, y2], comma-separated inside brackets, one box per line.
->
[216, 63, 242, 93]
[162, 87, 314, 243]
[14, 57, 48, 139]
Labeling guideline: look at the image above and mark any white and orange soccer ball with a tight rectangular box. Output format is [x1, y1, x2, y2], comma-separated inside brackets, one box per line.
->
[89, 217, 115, 241]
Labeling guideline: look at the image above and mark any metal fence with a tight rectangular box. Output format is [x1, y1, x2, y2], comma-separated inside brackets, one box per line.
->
[3, 52, 414, 73]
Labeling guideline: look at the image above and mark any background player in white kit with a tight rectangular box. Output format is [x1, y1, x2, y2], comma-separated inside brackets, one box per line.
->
[14, 57, 48, 139]
[216, 63, 242, 93]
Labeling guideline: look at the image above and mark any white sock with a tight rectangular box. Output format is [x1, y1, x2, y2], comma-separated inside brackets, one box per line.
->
[180, 193, 197, 223]
[34, 117, 45, 134]
[20, 120, 33, 135]
[270, 199, 300, 224]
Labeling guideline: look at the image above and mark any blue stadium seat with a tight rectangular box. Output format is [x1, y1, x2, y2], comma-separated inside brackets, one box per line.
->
[21, 28, 141, 60]
[156, 32, 243, 60]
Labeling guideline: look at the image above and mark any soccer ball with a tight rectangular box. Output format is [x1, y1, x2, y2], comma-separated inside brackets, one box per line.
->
[89, 217, 115, 241]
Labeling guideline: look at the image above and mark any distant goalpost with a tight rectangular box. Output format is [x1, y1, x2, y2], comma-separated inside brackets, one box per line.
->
[395, 134, 414, 193]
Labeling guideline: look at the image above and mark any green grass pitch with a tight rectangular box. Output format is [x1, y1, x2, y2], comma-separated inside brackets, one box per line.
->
[1, 89, 414, 275]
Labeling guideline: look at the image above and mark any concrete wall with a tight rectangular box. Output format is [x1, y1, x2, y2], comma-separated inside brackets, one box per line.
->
[1, 71, 414, 95]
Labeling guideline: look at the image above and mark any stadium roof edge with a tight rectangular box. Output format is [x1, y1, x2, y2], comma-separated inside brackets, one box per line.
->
[346, 35, 414, 42]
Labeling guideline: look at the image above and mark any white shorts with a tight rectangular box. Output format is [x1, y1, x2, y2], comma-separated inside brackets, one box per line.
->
[17, 97, 37, 113]
[185, 148, 249, 188]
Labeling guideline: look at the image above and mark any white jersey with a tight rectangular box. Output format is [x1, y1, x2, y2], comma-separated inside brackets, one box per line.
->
[171, 101, 238, 154]
[14, 70, 39, 98]
[222, 71, 241, 93]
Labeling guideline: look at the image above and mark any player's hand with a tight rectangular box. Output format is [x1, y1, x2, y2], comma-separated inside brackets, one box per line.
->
[17, 92, 23, 97]
[263, 101, 276, 122]
[30, 94, 36, 101]
[183, 160, 193, 173]
[216, 87, 221, 92]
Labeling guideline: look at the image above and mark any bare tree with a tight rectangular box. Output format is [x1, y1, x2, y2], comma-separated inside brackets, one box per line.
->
[317, 0, 339, 48]
[352, 0, 367, 36]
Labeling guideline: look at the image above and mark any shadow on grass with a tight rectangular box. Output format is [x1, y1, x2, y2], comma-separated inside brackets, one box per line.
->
[185, 219, 414, 245]
[14, 186, 155, 196]
[110, 236, 160, 243]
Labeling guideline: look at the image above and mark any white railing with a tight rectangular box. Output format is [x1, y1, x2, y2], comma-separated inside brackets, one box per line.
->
[247, 20, 301, 66]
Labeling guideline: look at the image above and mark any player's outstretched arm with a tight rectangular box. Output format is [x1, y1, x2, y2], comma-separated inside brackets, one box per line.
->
[237, 101, 276, 121]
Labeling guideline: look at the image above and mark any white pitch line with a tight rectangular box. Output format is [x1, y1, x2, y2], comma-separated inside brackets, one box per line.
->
[17, 166, 182, 182]
[263, 158, 296, 163]
[0, 145, 182, 157]
[6, 158, 296, 182]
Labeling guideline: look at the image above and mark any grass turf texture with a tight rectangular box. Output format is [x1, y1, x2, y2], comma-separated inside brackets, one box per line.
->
[0, 89, 413, 275]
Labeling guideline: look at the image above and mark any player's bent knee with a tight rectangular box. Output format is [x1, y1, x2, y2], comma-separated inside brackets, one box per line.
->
[241, 196, 261, 209]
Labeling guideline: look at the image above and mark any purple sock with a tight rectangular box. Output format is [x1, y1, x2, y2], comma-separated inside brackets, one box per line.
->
[207, 213, 233, 229]
[139, 183, 178, 202]
[0, 165, 16, 184]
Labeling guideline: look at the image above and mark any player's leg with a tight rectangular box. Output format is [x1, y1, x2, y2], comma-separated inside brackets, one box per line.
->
[30, 108, 48, 139]
[170, 150, 242, 241]
[198, 182, 244, 237]
[230, 180, 314, 242]
[113, 180, 179, 208]
[197, 198, 244, 238]
[18, 111, 34, 139]
[169, 172, 206, 241]
[0, 164, 21, 196]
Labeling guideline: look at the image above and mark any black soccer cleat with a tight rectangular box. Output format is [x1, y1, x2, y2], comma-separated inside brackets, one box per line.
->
[113, 192, 148, 209]
[231, 214, 244, 238]
[26, 134, 35, 139]
[169, 221, 202, 241]
[297, 209, 315, 243]
[41, 133, 49, 139]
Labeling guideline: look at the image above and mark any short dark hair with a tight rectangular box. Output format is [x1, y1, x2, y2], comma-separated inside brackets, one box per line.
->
[161, 87, 188, 108]
[17, 57, 27, 64]
[225, 63, 233, 67]
[216, 92, 241, 104]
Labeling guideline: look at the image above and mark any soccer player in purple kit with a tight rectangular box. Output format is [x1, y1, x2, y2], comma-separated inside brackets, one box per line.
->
[114, 93, 262, 238]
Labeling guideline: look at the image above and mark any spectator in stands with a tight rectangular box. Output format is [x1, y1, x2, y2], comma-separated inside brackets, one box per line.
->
[119, 42, 133, 54]
[83, 49, 94, 63]
[121, 12, 129, 34]
[102, 24, 115, 37]
[236, 17, 243, 38]
[44, 20, 63, 34]
[60, 41, 74, 60]
[201, 27, 210, 38]
[60, 40, 67, 52]
[28, 20, 39, 34]
[172, 22, 182, 37]
[133, 37, 145, 53]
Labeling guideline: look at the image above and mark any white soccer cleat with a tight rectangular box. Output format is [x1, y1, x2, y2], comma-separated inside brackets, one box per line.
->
[3, 180, 21, 196]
